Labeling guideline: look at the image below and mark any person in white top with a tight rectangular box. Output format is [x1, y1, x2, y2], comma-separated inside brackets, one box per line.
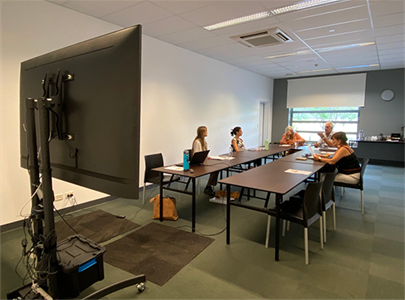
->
[191, 126, 218, 197]
[314, 122, 335, 148]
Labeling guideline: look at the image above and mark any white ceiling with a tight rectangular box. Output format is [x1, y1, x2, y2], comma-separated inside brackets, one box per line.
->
[46, 0, 405, 79]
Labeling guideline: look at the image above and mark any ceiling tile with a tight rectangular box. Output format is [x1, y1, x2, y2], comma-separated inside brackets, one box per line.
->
[102, 1, 174, 27]
[195, 43, 249, 56]
[143, 16, 198, 37]
[150, 1, 215, 14]
[294, 19, 371, 40]
[179, 1, 267, 26]
[157, 27, 216, 45]
[373, 12, 405, 28]
[376, 33, 405, 44]
[274, 0, 367, 22]
[62, 0, 141, 18]
[177, 36, 233, 51]
[378, 48, 405, 56]
[374, 24, 405, 37]
[305, 30, 374, 47]
[283, 5, 370, 31]
[370, 0, 405, 17]
[45, 0, 69, 4]
[377, 41, 405, 50]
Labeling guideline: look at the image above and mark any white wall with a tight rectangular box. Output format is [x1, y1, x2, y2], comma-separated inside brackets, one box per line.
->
[1, 0, 273, 226]
[141, 35, 273, 171]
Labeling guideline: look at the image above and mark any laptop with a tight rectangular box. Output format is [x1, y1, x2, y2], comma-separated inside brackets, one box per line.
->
[176, 150, 210, 167]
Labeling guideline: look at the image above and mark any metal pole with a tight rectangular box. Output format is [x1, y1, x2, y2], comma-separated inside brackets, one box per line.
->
[37, 97, 58, 297]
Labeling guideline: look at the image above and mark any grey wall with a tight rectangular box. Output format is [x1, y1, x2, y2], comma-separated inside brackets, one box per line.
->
[271, 68, 405, 141]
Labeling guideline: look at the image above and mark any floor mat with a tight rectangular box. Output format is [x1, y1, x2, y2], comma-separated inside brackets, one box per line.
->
[55, 209, 140, 243]
[104, 222, 214, 286]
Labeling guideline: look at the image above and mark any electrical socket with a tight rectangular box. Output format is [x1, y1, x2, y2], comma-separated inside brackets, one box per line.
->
[55, 193, 64, 201]
[65, 191, 74, 199]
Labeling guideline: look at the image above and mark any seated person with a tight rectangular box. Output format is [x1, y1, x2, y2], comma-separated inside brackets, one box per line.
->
[230, 126, 261, 166]
[280, 126, 305, 146]
[313, 132, 361, 184]
[314, 121, 334, 147]
[231, 126, 246, 151]
[192, 126, 218, 197]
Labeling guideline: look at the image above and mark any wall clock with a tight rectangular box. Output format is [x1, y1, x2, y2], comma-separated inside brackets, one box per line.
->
[381, 89, 394, 101]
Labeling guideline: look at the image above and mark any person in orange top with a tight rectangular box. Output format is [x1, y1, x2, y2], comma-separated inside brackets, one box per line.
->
[280, 126, 305, 146]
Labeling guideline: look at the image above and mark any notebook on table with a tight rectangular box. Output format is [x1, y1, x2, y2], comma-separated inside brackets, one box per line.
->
[176, 150, 210, 167]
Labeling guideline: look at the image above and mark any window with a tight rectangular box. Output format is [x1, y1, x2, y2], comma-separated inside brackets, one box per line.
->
[289, 107, 360, 142]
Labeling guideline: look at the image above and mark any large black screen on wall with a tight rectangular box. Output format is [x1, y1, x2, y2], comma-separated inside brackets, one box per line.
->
[20, 26, 141, 199]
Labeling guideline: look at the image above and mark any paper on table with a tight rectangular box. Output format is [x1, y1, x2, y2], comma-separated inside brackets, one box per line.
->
[285, 169, 312, 175]
[165, 166, 183, 171]
[279, 144, 291, 147]
[210, 156, 235, 160]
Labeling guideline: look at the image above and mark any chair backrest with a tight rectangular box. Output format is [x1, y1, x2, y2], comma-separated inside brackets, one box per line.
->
[359, 157, 369, 189]
[144, 153, 164, 183]
[321, 172, 337, 209]
[302, 181, 323, 225]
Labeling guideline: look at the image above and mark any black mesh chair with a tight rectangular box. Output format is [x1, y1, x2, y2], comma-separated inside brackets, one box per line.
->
[334, 157, 369, 215]
[143, 153, 180, 204]
[278, 181, 324, 265]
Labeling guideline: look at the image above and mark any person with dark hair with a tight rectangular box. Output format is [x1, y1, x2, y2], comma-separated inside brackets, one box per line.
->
[230, 126, 261, 166]
[313, 132, 361, 184]
[192, 126, 218, 197]
[230, 126, 245, 152]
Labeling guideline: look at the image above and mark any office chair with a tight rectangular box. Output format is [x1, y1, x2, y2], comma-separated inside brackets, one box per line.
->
[285, 172, 336, 243]
[143, 153, 180, 204]
[334, 157, 369, 215]
[272, 181, 324, 265]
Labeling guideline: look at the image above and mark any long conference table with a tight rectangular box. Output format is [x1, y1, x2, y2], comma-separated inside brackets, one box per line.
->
[152, 144, 294, 232]
[153, 145, 328, 261]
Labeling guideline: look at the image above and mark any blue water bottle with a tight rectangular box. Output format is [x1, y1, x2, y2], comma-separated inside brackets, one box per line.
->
[183, 150, 190, 171]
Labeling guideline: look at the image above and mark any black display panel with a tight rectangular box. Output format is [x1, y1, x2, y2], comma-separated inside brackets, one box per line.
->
[20, 26, 141, 199]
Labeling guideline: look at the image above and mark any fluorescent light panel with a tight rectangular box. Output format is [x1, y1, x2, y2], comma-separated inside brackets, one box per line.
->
[271, 0, 341, 15]
[204, 11, 271, 30]
[204, 0, 342, 30]
[336, 64, 379, 69]
[298, 68, 333, 73]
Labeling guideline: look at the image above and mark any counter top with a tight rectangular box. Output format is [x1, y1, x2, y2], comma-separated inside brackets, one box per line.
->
[352, 139, 404, 144]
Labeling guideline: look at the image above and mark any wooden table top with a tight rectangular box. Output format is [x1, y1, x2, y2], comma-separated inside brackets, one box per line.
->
[218, 159, 325, 195]
[152, 144, 294, 178]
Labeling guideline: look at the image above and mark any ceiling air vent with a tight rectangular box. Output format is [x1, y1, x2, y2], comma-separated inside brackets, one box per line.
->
[231, 28, 293, 48]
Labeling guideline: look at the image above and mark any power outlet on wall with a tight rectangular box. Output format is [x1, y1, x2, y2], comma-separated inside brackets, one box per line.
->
[55, 193, 64, 202]
[65, 191, 74, 199]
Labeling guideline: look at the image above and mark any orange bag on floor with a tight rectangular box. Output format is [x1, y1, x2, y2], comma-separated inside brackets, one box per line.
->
[150, 194, 178, 221]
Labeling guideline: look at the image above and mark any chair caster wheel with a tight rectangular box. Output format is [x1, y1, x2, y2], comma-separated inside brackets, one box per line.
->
[137, 282, 145, 292]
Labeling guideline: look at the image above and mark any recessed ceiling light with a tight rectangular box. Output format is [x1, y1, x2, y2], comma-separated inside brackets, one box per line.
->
[204, 11, 271, 30]
[271, 0, 341, 15]
[298, 68, 333, 73]
[316, 42, 375, 53]
[329, 29, 335, 32]
[336, 64, 379, 69]
[265, 50, 312, 59]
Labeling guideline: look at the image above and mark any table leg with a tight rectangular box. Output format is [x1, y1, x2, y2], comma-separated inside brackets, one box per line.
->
[275, 193, 281, 261]
[159, 173, 163, 222]
[226, 184, 231, 244]
[192, 178, 196, 233]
